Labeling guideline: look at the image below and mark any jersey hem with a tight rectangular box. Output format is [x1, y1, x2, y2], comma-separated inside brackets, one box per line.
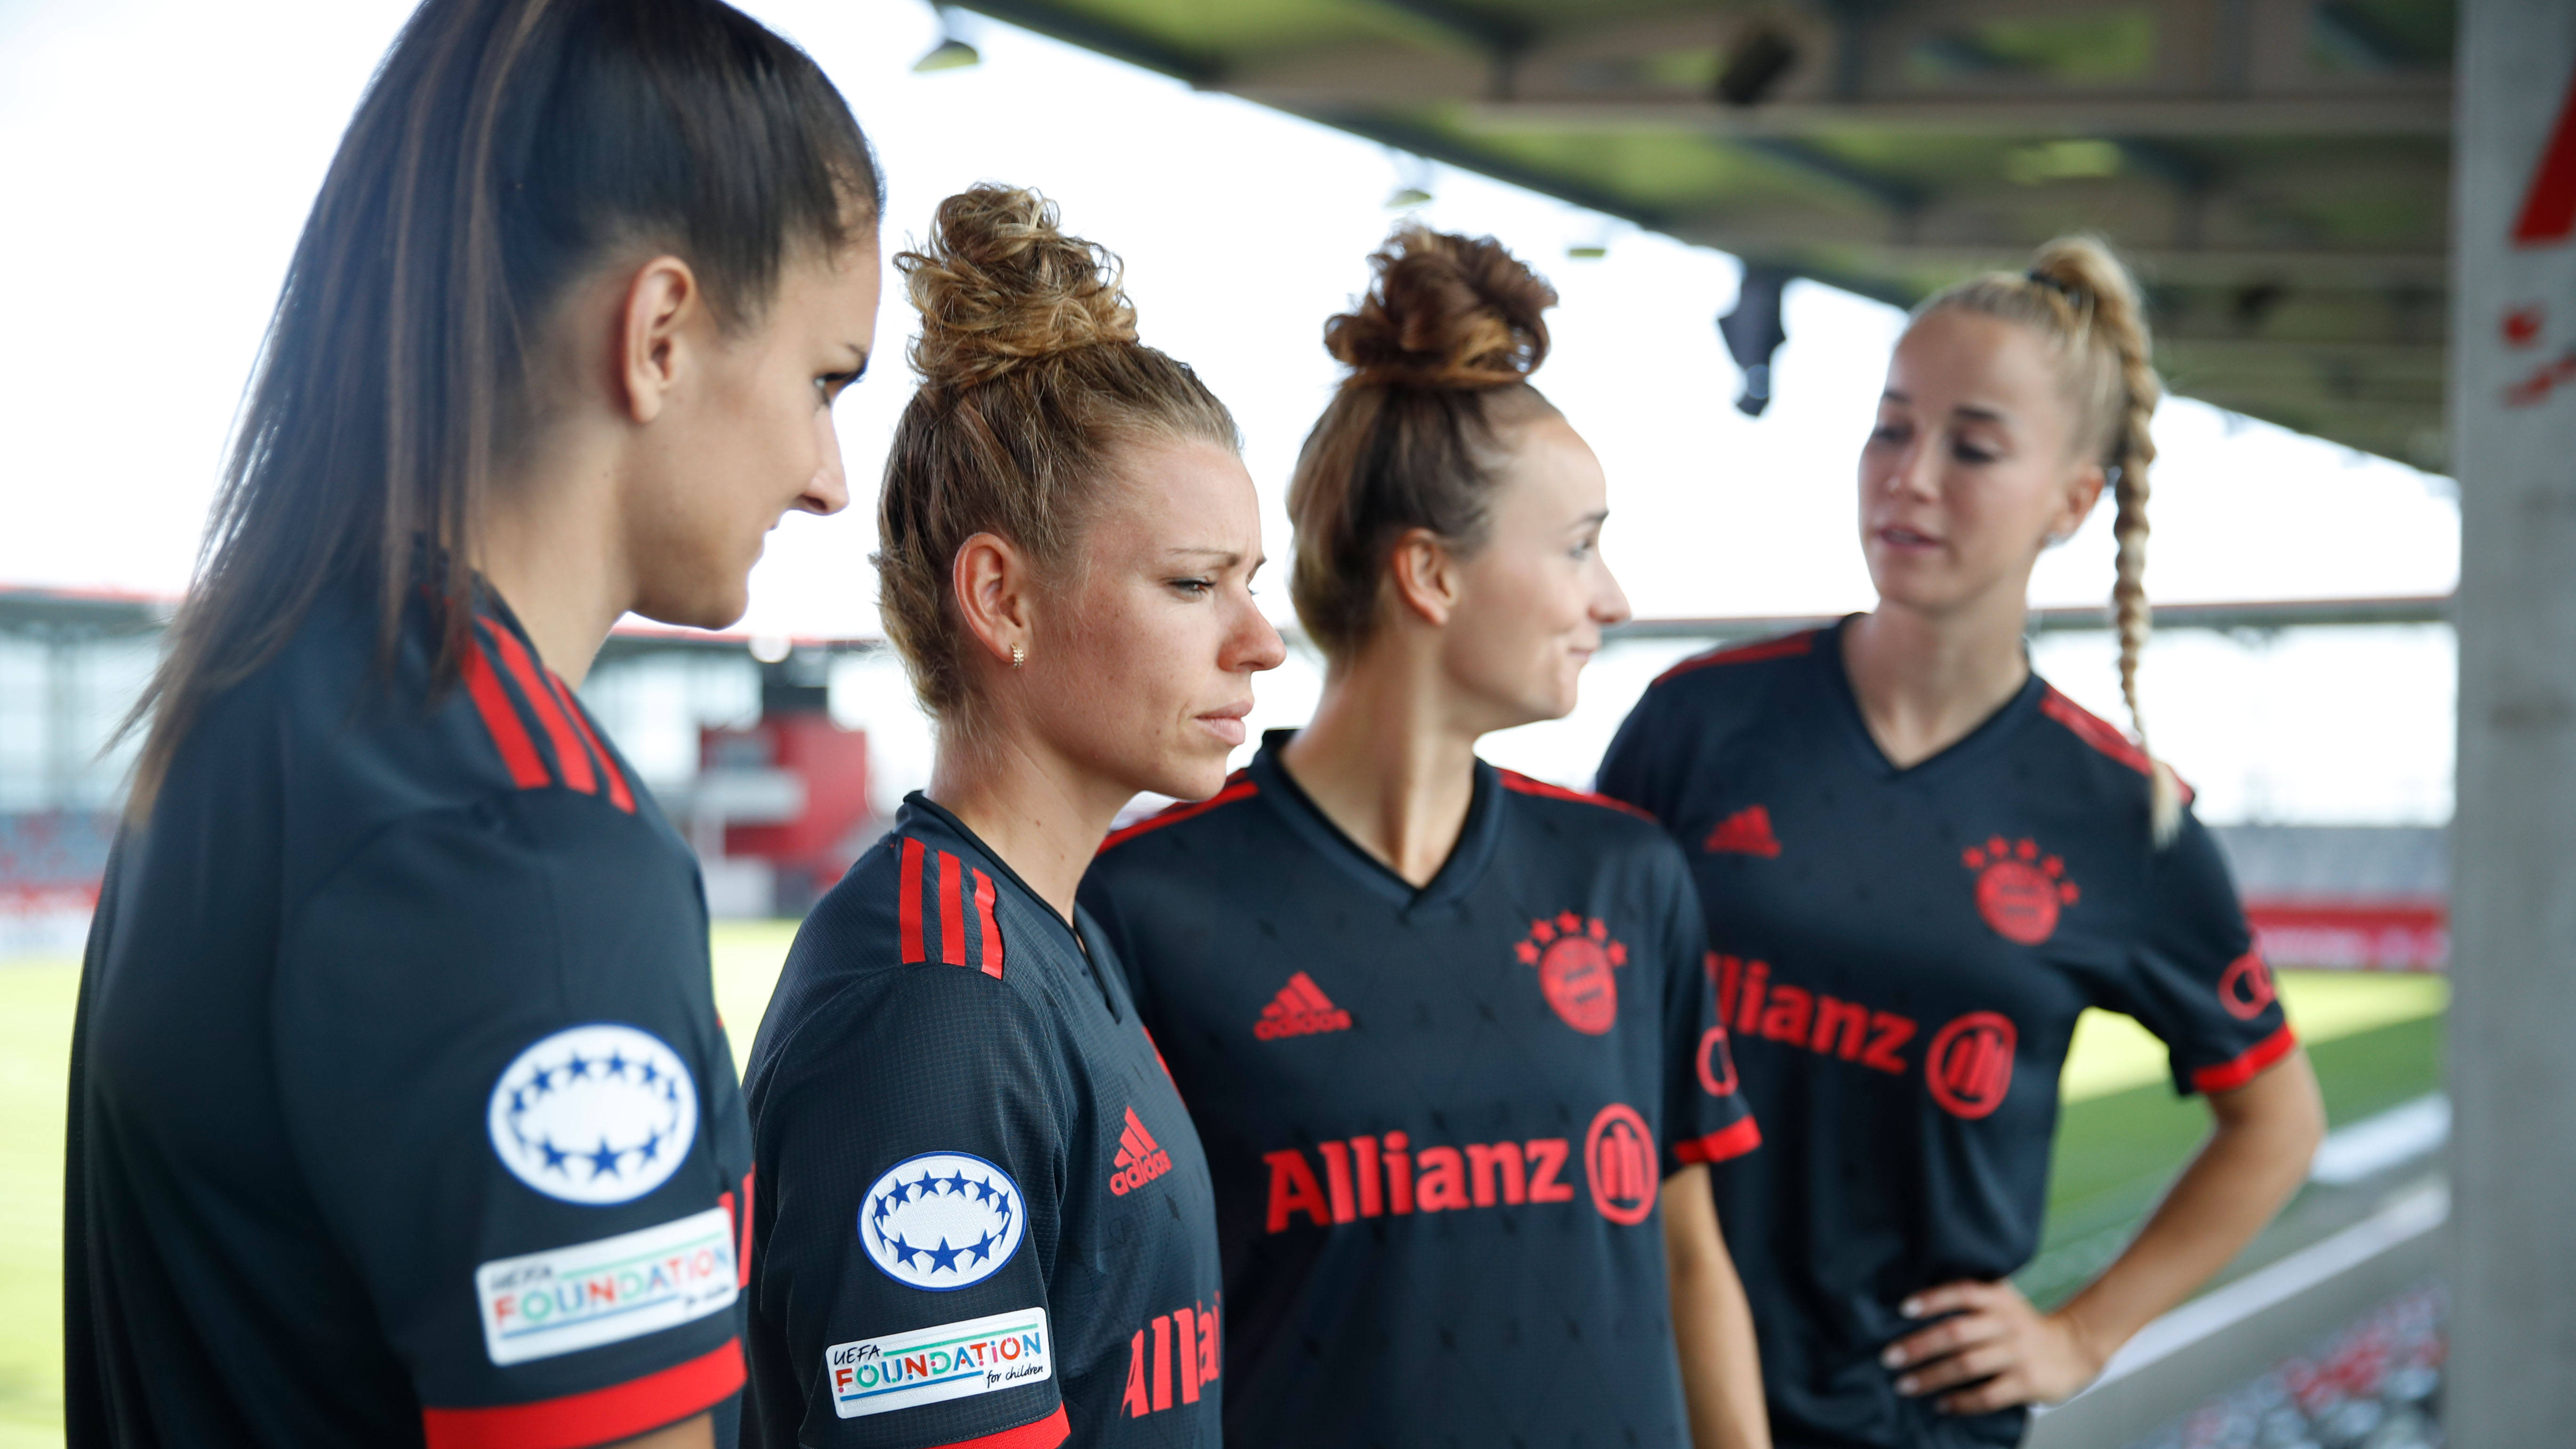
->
[2188, 1023, 2299, 1095]
[934, 1403, 1071, 1449]
[1673, 1116, 1763, 1164]
[419, 1338, 744, 1449]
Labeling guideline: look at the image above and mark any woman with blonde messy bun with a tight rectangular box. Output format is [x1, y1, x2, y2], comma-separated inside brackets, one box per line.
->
[744, 185, 1282, 1449]
[1082, 225, 1771, 1449]
[1600, 238, 2326, 1446]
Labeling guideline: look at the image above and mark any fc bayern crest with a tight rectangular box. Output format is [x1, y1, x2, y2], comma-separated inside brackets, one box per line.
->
[1514, 912, 1627, 1035]
[486, 1023, 698, 1206]
[859, 1151, 1025, 1292]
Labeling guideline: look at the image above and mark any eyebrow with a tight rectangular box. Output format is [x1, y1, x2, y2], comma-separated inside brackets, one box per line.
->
[1880, 390, 2008, 426]
[1162, 547, 1248, 566]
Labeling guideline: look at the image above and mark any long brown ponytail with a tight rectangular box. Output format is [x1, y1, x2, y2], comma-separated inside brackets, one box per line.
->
[1916, 236, 2180, 843]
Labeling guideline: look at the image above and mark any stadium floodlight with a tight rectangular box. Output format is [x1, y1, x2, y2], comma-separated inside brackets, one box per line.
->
[1718, 265, 1792, 418]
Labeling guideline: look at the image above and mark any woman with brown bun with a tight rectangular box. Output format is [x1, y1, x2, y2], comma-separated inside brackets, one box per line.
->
[742, 186, 1281, 1449]
[1599, 239, 2327, 1447]
[1081, 226, 1771, 1449]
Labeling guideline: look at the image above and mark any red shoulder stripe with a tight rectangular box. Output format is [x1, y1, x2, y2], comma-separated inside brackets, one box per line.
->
[936, 850, 968, 966]
[1099, 775, 1259, 853]
[933, 1405, 1071, 1449]
[549, 674, 636, 813]
[898, 837, 928, 965]
[481, 621, 596, 797]
[1674, 1116, 1763, 1164]
[2190, 1023, 2298, 1095]
[460, 637, 550, 789]
[971, 867, 1005, 979]
[2038, 687, 2152, 777]
[420, 1338, 744, 1449]
[1497, 769, 1658, 824]
[1652, 630, 1817, 687]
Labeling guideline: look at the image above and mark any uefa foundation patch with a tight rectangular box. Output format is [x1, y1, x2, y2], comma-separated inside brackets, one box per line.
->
[859, 1151, 1026, 1290]
[826, 1308, 1053, 1418]
[474, 1207, 738, 1365]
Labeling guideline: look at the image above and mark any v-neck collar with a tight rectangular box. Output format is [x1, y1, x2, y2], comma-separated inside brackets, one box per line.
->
[1248, 730, 1504, 913]
[1818, 614, 2045, 782]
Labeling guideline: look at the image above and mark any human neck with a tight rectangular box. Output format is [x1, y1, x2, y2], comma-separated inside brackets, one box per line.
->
[927, 724, 1136, 926]
[1841, 588, 2031, 770]
[480, 436, 630, 688]
[1280, 637, 1483, 889]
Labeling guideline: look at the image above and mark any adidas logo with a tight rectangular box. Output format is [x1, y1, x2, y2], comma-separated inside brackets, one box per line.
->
[1254, 972, 1353, 1041]
[1111, 1107, 1174, 1197]
[1704, 805, 1781, 859]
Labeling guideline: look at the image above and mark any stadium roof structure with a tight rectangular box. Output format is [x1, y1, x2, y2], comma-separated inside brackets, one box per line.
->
[957, 0, 2455, 469]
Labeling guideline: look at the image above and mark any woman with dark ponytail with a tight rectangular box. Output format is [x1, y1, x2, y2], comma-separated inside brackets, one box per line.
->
[66, 3, 882, 1445]
[1081, 225, 1770, 1449]
[1599, 238, 2327, 1446]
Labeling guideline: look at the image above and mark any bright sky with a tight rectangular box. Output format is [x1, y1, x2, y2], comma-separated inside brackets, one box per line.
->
[0, 0, 2465, 822]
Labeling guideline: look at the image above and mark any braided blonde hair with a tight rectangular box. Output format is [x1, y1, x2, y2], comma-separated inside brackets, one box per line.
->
[1916, 236, 2182, 844]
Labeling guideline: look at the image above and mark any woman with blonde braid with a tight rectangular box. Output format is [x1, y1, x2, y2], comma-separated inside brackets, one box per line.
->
[1598, 237, 2327, 1447]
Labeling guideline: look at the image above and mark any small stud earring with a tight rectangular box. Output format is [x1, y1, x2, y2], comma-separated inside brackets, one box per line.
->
[1010, 643, 1026, 669]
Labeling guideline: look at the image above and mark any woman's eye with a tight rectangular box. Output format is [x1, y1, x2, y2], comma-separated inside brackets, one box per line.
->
[1952, 441, 1997, 464]
[815, 370, 858, 403]
[1169, 578, 1214, 596]
[1869, 424, 1907, 446]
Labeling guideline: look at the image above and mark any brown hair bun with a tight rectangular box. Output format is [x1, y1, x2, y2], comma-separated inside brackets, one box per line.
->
[901, 184, 1139, 391]
[1324, 225, 1556, 391]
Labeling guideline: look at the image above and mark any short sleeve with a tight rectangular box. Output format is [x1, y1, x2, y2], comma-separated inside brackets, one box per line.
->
[1595, 686, 1671, 822]
[2099, 811, 2298, 1096]
[274, 805, 748, 1448]
[1650, 849, 1760, 1174]
[749, 966, 1071, 1448]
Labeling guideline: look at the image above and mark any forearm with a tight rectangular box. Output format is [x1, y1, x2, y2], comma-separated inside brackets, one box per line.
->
[1663, 1167, 1771, 1449]
[609, 1411, 714, 1449]
[2056, 1052, 2325, 1362]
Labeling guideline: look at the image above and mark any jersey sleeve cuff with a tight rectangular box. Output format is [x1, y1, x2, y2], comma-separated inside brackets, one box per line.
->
[936, 1403, 1071, 1449]
[1672, 1116, 1762, 1165]
[419, 1339, 744, 1449]
[2187, 1023, 2300, 1095]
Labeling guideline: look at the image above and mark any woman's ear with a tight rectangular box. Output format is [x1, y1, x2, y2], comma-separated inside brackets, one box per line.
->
[1387, 526, 1462, 628]
[2048, 461, 2109, 546]
[617, 255, 702, 425]
[951, 532, 1037, 668]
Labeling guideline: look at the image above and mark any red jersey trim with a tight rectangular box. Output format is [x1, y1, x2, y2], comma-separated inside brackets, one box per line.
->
[420, 1339, 744, 1449]
[898, 837, 929, 964]
[972, 868, 1006, 979]
[548, 673, 636, 813]
[1497, 770, 1658, 824]
[460, 637, 551, 789]
[937, 849, 968, 966]
[482, 621, 597, 797]
[1674, 1116, 1763, 1164]
[1652, 630, 1818, 686]
[2190, 1023, 2298, 1095]
[2037, 688, 2197, 804]
[935, 1404, 1071, 1449]
[1099, 775, 1259, 853]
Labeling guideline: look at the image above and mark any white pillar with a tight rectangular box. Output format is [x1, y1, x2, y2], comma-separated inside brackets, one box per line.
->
[2449, 0, 2576, 1439]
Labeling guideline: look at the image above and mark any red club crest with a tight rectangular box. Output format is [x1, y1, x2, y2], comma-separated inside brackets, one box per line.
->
[2218, 950, 2278, 1021]
[1514, 912, 1627, 1035]
[1925, 1011, 2018, 1120]
[1961, 837, 2079, 945]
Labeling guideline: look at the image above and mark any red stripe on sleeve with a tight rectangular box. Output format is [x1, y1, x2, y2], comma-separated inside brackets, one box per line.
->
[734, 1169, 754, 1287]
[933, 1404, 1070, 1449]
[420, 1339, 744, 1449]
[550, 676, 636, 813]
[460, 639, 551, 789]
[899, 838, 927, 964]
[2190, 1023, 2299, 1095]
[482, 622, 596, 796]
[938, 851, 968, 966]
[971, 868, 1006, 979]
[1673, 1116, 1763, 1164]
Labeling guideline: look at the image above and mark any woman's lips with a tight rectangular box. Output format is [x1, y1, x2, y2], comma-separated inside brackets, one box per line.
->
[1876, 524, 1941, 551]
[1196, 702, 1252, 748]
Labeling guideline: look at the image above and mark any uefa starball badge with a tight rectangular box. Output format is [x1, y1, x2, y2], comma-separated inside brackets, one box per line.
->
[486, 1023, 698, 1206]
[859, 1151, 1027, 1290]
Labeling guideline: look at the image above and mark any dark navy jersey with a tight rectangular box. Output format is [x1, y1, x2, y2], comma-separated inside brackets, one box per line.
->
[66, 575, 753, 1449]
[743, 796, 1221, 1449]
[1077, 733, 1759, 1449]
[1598, 621, 2296, 1449]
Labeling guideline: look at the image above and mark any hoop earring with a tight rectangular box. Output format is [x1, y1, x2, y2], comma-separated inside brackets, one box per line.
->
[1010, 644, 1026, 669]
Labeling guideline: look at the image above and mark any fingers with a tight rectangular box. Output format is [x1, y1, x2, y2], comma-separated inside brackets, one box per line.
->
[1895, 1343, 2014, 1397]
[1938, 1371, 2037, 1417]
[1884, 1308, 2006, 1369]
[1900, 1279, 1998, 1320]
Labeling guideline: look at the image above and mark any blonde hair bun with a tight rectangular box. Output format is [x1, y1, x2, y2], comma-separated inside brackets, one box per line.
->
[900, 184, 1139, 391]
[1325, 225, 1556, 391]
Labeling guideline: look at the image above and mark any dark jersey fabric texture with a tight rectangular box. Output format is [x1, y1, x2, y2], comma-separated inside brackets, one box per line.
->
[65, 575, 754, 1449]
[1078, 733, 1760, 1449]
[743, 795, 1222, 1449]
[1597, 622, 2297, 1449]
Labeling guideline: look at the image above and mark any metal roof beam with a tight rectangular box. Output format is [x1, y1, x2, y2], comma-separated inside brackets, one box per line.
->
[1455, 93, 2452, 138]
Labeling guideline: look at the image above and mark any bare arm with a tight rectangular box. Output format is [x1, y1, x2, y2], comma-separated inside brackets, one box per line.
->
[1663, 1165, 1772, 1449]
[1886, 1049, 2326, 1414]
[608, 1412, 715, 1449]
